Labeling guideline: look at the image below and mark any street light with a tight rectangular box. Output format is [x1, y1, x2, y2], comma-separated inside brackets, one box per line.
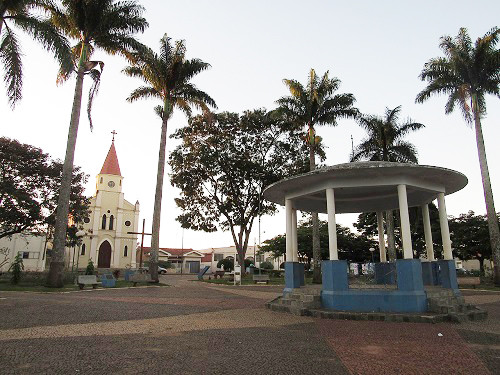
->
[75, 230, 86, 272]
[369, 247, 375, 264]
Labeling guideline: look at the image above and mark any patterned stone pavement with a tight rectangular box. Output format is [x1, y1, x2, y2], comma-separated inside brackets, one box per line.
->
[0, 276, 498, 374]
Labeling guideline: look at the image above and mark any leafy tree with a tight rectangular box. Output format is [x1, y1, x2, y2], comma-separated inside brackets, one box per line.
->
[123, 34, 215, 282]
[9, 252, 24, 284]
[169, 109, 309, 270]
[260, 218, 376, 266]
[354, 203, 443, 260]
[85, 258, 95, 275]
[0, 247, 9, 269]
[416, 27, 500, 285]
[44, 0, 148, 287]
[217, 258, 234, 272]
[0, 137, 89, 239]
[0, 0, 72, 106]
[449, 211, 499, 275]
[277, 68, 358, 283]
[260, 261, 274, 270]
[350, 106, 424, 261]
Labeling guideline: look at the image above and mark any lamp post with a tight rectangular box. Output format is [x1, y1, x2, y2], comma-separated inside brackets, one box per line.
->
[75, 230, 86, 272]
[369, 247, 375, 264]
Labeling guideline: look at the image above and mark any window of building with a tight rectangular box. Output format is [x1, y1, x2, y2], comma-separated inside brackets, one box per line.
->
[109, 215, 114, 230]
[19, 252, 38, 259]
[81, 244, 86, 255]
[214, 253, 224, 261]
[125, 220, 131, 227]
[22, 252, 29, 259]
[255, 255, 264, 263]
[100, 177, 103, 183]
[124, 245, 128, 257]
[102, 215, 107, 229]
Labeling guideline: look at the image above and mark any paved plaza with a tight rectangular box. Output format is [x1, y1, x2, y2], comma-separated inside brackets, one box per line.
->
[0, 276, 499, 374]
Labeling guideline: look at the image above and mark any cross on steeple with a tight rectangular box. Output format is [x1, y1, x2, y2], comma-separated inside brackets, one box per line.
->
[111, 130, 117, 142]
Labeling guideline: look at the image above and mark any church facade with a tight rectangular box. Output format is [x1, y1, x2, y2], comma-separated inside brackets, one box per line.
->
[77, 140, 140, 269]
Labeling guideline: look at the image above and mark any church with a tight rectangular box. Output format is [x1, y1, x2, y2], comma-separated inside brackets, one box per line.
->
[77, 138, 140, 270]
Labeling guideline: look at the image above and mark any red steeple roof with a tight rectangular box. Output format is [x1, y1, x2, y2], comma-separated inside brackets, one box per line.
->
[100, 141, 122, 176]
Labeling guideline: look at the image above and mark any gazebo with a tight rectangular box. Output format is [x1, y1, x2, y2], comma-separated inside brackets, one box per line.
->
[263, 161, 467, 313]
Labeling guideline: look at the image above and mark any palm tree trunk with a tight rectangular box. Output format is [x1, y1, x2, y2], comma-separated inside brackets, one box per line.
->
[472, 95, 500, 286]
[150, 102, 170, 283]
[46, 48, 86, 287]
[308, 138, 322, 283]
[385, 210, 396, 261]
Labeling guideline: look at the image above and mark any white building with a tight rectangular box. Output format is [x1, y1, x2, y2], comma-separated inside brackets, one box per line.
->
[0, 233, 47, 272]
[77, 139, 140, 270]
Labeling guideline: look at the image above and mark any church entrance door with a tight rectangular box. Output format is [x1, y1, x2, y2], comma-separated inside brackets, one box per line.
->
[98, 241, 112, 268]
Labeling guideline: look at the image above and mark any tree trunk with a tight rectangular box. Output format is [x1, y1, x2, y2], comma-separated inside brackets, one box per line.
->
[308, 137, 322, 283]
[478, 257, 484, 277]
[385, 210, 396, 261]
[46, 49, 86, 288]
[150, 105, 170, 283]
[472, 95, 500, 286]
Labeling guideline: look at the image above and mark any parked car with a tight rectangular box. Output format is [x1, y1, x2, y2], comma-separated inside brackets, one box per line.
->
[158, 266, 168, 275]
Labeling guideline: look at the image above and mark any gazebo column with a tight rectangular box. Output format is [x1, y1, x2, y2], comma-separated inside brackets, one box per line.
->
[284, 199, 304, 294]
[374, 211, 394, 285]
[376, 211, 387, 262]
[437, 193, 459, 291]
[395, 185, 424, 295]
[292, 208, 305, 286]
[421, 204, 439, 285]
[321, 188, 348, 309]
[397, 184, 413, 259]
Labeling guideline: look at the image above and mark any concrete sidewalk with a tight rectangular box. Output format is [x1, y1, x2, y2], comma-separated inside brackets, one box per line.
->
[0, 281, 498, 374]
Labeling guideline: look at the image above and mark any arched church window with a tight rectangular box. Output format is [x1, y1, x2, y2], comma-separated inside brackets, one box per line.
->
[100, 177, 103, 183]
[109, 215, 114, 230]
[102, 215, 107, 229]
[81, 244, 86, 255]
[124, 246, 128, 257]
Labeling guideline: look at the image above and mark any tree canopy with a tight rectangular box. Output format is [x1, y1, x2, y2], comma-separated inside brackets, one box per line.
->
[0, 137, 89, 239]
[260, 218, 376, 266]
[169, 109, 309, 266]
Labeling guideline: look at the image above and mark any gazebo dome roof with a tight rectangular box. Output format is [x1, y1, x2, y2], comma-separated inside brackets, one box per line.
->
[263, 161, 467, 214]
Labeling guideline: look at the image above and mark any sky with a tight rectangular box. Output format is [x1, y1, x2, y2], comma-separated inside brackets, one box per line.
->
[2, 1, 499, 251]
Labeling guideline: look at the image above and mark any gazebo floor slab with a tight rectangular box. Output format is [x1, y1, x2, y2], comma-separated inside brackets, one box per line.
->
[266, 295, 487, 323]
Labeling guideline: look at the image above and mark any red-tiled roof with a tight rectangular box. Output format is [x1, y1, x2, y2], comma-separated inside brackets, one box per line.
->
[100, 141, 121, 176]
[201, 253, 212, 262]
[142, 247, 195, 256]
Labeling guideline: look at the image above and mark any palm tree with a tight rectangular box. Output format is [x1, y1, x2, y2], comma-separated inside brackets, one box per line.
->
[1, 0, 72, 106]
[45, 0, 148, 287]
[416, 27, 500, 285]
[123, 35, 216, 282]
[277, 69, 358, 283]
[351, 106, 424, 260]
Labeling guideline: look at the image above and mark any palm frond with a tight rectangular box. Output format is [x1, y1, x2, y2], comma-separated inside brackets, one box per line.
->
[0, 26, 23, 107]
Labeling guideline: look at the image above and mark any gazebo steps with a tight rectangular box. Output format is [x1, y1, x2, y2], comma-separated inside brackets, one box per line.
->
[266, 295, 487, 323]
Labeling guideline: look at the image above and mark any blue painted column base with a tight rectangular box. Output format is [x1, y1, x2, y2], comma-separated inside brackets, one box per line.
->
[283, 262, 305, 294]
[374, 262, 396, 284]
[421, 261, 439, 285]
[321, 259, 427, 313]
[438, 260, 459, 293]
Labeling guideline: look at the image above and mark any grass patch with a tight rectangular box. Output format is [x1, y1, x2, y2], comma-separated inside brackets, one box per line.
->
[0, 278, 167, 292]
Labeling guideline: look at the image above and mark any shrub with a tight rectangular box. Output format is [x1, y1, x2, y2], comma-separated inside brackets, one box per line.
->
[217, 258, 234, 272]
[85, 259, 95, 275]
[9, 253, 24, 284]
[244, 258, 254, 268]
[260, 261, 274, 270]
[158, 260, 173, 269]
[112, 269, 120, 279]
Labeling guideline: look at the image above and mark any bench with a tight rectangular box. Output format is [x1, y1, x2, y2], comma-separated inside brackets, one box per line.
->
[130, 272, 153, 286]
[77, 275, 101, 290]
[253, 274, 270, 284]
[457, 277, 481, 288]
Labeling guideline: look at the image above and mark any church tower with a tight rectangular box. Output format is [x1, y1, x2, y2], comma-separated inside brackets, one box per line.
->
[79, 137, 140, 269]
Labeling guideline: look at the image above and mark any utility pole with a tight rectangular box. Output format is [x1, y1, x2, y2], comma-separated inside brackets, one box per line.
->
[127, 219, 152, 269]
